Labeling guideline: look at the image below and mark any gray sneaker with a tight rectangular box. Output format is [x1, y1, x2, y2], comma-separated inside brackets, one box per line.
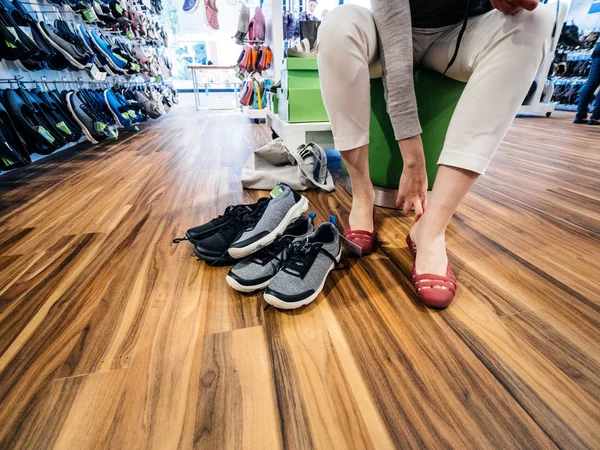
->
[228, 183, 309, 259]
[226, 214, 315, 292]
[264, 221, 341, 309]
[66, 91, 100, 144]
[38, 21, 91, 70]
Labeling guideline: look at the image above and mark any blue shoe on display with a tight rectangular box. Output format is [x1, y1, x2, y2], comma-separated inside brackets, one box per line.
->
[90, 29, 128, 73]
[115, 92, 143, 123]
[104, 89, 132, 127]
[182, 0, 198, 13]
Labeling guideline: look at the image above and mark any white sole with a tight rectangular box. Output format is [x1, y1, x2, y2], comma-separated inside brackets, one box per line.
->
[228, 196, 309, 259]
[263, 248, 342, 310]
[66, 92, 99, 145]
[38, 24, 88, 70]
[225, 275, 271, 293]
[103, 90, 125, 128]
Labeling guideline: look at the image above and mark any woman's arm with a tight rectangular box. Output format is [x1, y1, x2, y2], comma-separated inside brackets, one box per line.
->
[372, 0, 421, 141]
[373, 0, 427, 216]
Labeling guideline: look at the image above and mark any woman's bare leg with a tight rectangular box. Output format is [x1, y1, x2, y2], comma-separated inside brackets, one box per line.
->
[341, 144, 375, 231]
[409, 166, 478, 276]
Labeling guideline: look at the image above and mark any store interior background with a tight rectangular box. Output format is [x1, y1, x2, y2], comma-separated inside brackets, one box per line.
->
[173, 0, 600, 112]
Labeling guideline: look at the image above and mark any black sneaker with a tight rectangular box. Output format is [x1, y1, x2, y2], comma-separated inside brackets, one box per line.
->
[174, 198, 269, 244]
[193, 199, 270, 266]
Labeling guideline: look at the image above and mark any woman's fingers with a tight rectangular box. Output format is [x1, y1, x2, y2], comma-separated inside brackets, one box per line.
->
[396, 193, 404, 209]
[413, 199, 424, 219]
[402, 198, 412, 215]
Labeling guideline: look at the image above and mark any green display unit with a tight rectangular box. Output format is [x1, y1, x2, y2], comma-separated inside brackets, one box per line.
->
[344, 70, 466, 191]
[279, 57, 328, 123]
[279, 88, 329, 123]
[281, 57, 320, 90]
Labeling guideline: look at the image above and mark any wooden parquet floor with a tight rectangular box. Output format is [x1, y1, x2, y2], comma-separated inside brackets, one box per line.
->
[0, 109, 599, 449]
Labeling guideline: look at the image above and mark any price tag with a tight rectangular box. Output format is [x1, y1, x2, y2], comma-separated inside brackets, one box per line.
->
[36, 126, 55, 144]
[56, 122, 72, 135]
[87, 62, 103, 80]
[270, 184, 284, 198]
[82, 7, 98, 23]
[1, 156, 14, 166]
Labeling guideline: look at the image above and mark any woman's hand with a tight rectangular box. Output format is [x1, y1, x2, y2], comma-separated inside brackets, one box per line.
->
[397, 162, 428, 218]
[490, 0, 538, 14]
[396, 135, 427, 218]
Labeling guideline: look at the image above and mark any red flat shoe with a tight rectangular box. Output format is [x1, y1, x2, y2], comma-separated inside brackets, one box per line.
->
[406, 234, 456, 308]
[344, 209, 376, 255]
[406, 234, 417, 259]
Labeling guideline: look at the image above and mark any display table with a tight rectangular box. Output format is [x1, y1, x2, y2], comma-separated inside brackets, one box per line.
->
[266, 109, 334, 152]
[187, 65, 240, 111]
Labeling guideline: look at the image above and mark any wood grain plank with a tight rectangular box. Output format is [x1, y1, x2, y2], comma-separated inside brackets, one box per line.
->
[264, 303, 374, 450]
[194, 326, 282, 450]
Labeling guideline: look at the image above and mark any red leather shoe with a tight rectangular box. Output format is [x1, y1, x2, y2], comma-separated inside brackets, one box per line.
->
[344, 209, 376, 255]
[406, 235, 456, 309]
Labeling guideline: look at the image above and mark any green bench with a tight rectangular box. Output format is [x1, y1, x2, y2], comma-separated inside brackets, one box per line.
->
[344, 70, 466, 207]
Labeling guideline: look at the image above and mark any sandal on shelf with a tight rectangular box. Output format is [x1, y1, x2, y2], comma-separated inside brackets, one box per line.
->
[344, 209, 376, 255]
[406, 234, 457, 309]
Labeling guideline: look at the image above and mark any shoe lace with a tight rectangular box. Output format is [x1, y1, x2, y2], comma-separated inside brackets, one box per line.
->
[249, 235, 295, 265]
[282, 240, 320, 278]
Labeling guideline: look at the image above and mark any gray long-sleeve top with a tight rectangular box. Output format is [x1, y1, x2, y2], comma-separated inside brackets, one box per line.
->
[372, 0, 492, 140]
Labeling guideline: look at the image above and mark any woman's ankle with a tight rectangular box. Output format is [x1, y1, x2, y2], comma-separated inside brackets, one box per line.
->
[349, 187, 375, 231]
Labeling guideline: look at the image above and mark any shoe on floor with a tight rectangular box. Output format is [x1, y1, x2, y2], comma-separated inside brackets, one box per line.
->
[264, 221, 341, 309]
[573, 116, 587, 124]
[226, 213, 315, 293]
[176, 198, 269, 244]
[194, 198, 270, 265]
[588, 118, 600, 125]
[228, 183, 309, 259]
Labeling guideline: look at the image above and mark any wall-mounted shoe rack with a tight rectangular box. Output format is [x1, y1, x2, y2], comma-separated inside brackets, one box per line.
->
[0, 0, 176, 173]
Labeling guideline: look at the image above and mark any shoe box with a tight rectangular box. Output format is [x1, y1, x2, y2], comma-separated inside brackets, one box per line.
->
[279, 57, 328, 123]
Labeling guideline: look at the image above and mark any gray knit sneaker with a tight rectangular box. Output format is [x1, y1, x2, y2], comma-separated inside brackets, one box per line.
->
[228, 183, 309, 259]
[225, 213, 316, 292]
[264, 221, 341, 309]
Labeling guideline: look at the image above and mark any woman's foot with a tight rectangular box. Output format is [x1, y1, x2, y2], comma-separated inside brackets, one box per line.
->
[408, 218, 456, 308]
[409, 219, 448, 276]
[345, 189, 376, 254]
[348, 189, 375, 232]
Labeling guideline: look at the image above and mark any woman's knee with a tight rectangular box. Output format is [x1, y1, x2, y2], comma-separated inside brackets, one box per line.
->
[317, 4, 374, 57]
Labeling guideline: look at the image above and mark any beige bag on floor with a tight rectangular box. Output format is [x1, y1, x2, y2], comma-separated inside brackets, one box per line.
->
[241, 138, 335, 192]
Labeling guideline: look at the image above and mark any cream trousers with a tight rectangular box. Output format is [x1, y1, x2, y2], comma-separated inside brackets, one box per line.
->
[316, 4, 555, 174]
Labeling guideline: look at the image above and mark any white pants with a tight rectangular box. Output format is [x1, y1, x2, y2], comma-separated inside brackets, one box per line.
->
[316, 5, 555, 174]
